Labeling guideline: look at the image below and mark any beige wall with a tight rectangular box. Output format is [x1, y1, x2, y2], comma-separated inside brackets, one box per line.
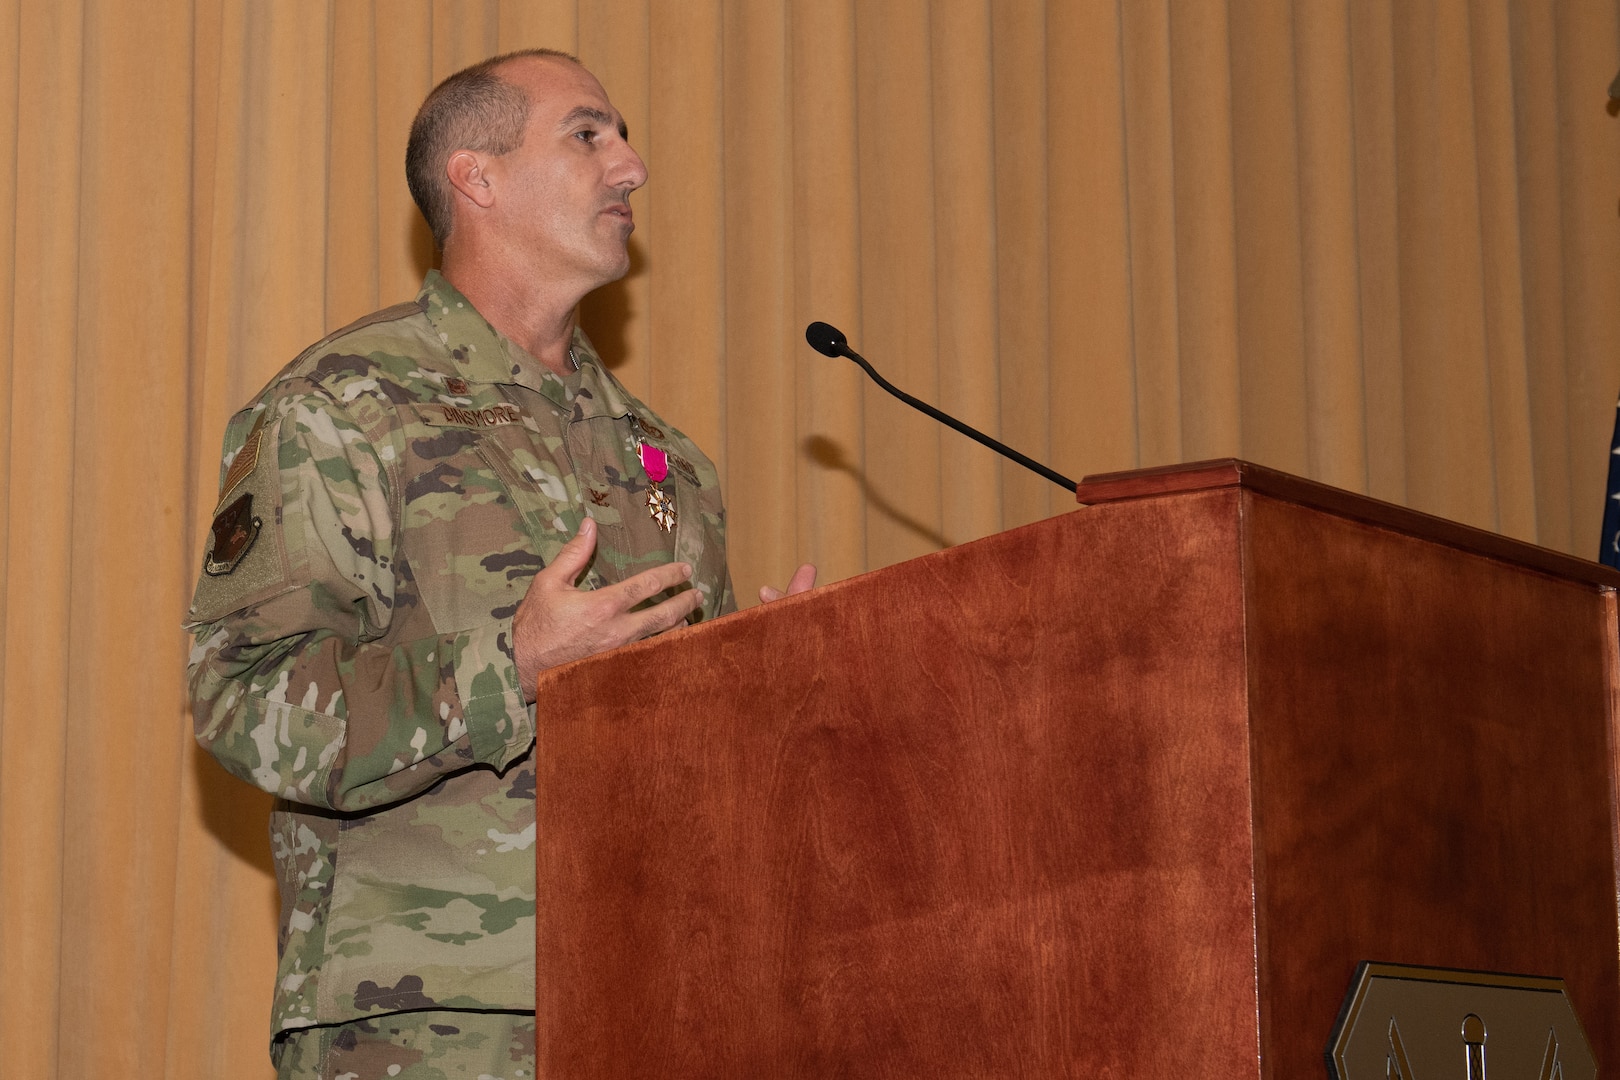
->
[2, 1, 1618, 1075]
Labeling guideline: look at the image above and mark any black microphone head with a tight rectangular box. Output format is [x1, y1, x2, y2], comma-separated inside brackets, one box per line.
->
[805, 321, 848, 357]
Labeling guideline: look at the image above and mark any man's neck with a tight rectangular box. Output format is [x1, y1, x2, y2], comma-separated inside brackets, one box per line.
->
[439, 250, 584, 378]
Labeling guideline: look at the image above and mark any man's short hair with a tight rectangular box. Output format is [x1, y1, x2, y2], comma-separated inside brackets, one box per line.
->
[406, 48, 579, 250]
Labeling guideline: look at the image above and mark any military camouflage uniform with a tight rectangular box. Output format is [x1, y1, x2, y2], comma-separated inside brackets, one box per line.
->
[272, 1010, 535, 1079]
[185, 271, 734, 1071]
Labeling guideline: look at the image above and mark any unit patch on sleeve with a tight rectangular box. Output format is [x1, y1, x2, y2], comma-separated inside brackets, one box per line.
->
[204, 492, 261, 576]
[185, 411, 294, 628]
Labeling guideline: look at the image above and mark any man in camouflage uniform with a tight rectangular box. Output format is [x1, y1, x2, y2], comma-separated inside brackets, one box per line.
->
[186, 49, 812, 1079]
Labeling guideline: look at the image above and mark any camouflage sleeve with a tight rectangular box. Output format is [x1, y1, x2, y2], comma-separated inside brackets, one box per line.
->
[185, 387, 532, 813]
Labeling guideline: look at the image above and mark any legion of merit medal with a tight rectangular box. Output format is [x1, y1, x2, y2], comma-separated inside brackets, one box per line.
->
[640, 440, 676, 532]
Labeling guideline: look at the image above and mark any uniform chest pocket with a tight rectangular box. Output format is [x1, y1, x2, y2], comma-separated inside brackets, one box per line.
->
[400, 425, 579, 635]
[579, 476, 626, 529]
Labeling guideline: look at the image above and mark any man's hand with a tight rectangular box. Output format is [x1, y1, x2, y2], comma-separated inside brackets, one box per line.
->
[759, 563, 817, 604]
[513, 517, 704, 700]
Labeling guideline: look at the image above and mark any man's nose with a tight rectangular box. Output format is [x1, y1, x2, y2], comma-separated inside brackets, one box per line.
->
[611, 142, 648, 193]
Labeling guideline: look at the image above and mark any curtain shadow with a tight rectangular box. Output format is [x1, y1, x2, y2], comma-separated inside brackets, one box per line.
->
[191, 741, 278, 881]
[804, 434, 950, 550]
[408, 214, 436, 280]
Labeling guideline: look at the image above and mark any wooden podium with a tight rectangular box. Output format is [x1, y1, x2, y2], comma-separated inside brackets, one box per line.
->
[531, 460, 1620, 1077]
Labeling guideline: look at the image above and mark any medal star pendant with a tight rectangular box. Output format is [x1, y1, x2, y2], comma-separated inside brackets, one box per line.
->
[646, 485, 677, 532]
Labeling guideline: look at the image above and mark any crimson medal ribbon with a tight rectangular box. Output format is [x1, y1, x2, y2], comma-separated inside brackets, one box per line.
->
[639, 441, 669, 483]
[639, 440, 676, 531]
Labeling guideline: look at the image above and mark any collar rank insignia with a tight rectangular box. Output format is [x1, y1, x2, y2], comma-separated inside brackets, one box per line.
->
[204, 492, 262, 576]
[639, 440, 676, 532]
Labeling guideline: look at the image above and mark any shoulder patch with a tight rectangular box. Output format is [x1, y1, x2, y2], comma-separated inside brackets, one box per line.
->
[187, 414, 293, 627]
[220, 412, 267, 500]
[204, 492, 261, 576]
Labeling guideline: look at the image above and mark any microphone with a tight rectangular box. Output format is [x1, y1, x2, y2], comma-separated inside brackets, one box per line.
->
[804, 321, 1077, 493]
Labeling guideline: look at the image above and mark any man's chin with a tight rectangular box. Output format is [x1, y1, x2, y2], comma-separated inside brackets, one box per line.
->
[570, 241, 636, 292]
[598, 249, 634, 285]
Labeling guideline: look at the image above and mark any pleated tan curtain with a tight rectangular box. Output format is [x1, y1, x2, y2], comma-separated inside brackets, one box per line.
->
[2, 1, 1618, 1076]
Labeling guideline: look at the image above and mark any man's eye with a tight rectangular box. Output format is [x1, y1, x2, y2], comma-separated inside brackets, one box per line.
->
[574, 129, 596, 143]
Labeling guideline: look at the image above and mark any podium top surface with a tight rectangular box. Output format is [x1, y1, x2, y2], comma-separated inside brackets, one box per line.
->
[1076, 458, 1620, 590]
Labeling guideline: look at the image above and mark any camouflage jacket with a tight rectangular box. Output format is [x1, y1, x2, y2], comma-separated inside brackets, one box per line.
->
[185, 271, 734, 1044]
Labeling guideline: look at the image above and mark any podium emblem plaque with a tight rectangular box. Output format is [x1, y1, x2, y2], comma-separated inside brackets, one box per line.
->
[1327, 963, 1595, 1080]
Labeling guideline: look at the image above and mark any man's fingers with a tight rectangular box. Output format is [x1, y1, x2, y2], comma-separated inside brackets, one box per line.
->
[627, 585, 706, 640]
[612, 560, 693, 606]
[760, 562, 817, 604]
[786, 563, 817, 595]
[537, 516, 598, 586]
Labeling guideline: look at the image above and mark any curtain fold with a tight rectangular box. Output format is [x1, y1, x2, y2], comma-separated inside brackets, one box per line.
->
[4, 3, 86, 1077]
[2, 2, 1618, 1076]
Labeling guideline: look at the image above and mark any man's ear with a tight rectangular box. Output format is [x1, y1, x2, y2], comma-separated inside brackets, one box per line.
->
[445, 150, 497, 209]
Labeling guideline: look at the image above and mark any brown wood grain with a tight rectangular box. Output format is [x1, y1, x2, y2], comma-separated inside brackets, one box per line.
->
[533, 463, 1620, 1078]
[1241, 490, 1620, 1076]
[535, 491, 1264, 1077]
[1078, 457, 1620, 590]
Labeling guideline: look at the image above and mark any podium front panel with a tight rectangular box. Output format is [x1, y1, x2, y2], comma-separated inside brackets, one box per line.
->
[533, 462, 1620, 1077]
[534, 490, 1264, 1078]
